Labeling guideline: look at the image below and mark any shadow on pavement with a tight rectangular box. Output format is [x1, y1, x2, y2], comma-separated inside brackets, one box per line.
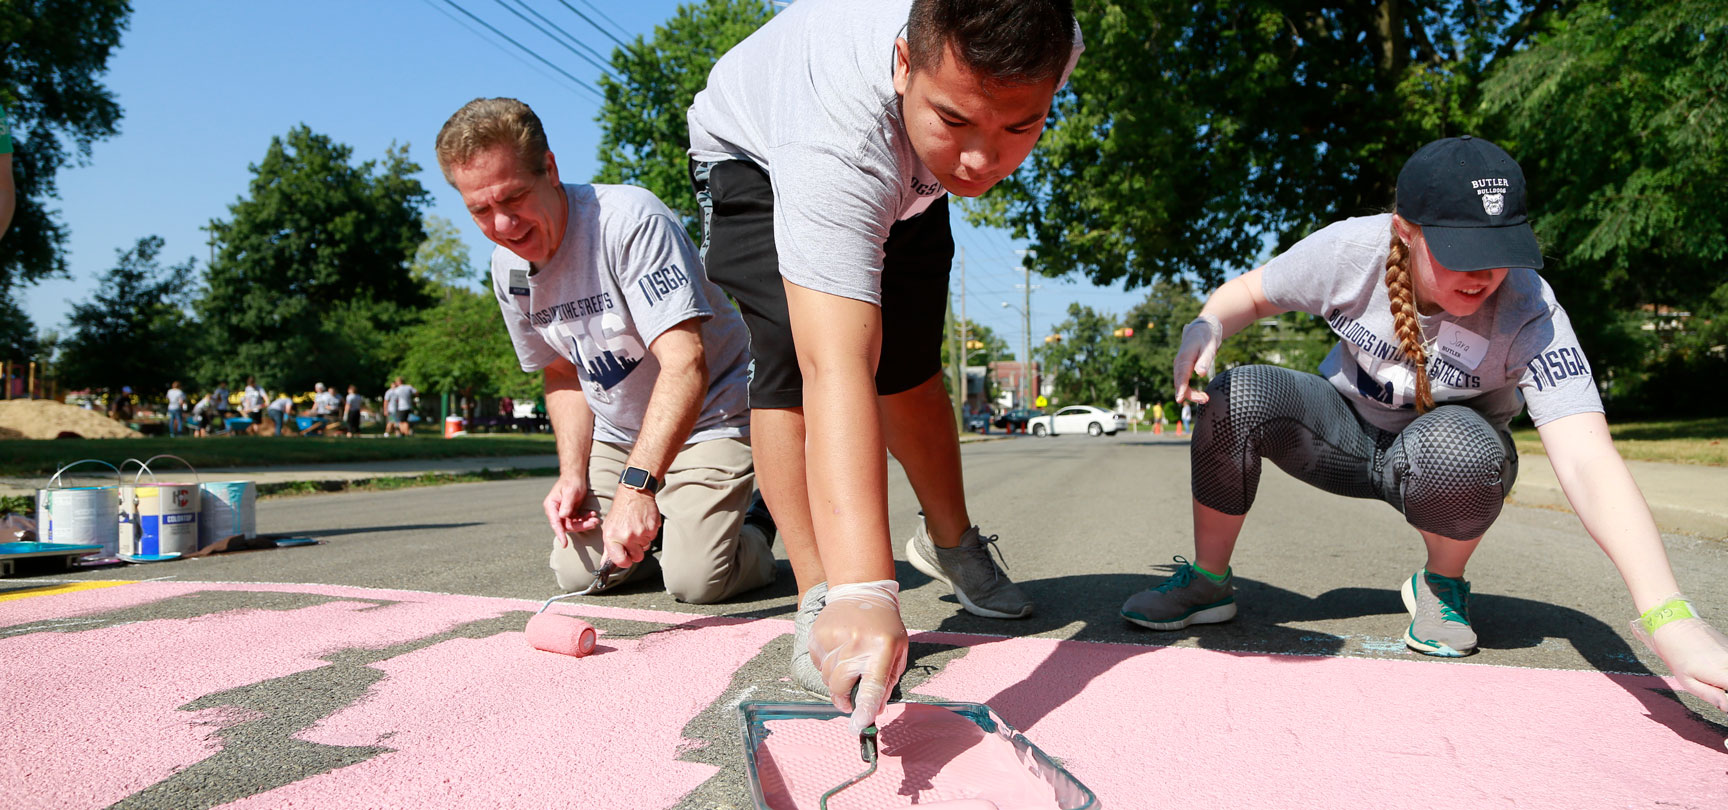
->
[290, 522, 484, 538]
[919, 562, 1726, 751]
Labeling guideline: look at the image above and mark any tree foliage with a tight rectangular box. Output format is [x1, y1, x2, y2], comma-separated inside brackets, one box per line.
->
[1481, 0, 1728, 413]
[409, 214, 482, 293]
[195, 126, 430, 392]
[974, 0, 1557, 291]
[57, 236, 192, 399]
[593, 0, 771, 236]
[395, 287, 540, 402]
[0, 0, 131, 316]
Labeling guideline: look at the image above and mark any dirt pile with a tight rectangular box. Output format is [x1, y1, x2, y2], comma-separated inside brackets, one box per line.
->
[0, 399, 142, 439]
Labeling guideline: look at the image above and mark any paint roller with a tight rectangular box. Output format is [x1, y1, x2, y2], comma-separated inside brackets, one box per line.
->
[525, 561, 620, 657]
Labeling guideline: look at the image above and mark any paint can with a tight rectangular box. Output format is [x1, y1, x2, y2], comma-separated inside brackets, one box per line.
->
[35, 459, 123, 560]
[198, 480, 258, 548]
[118, 455, 202, 560]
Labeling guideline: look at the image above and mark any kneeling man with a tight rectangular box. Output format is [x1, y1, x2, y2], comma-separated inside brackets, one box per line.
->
[437, 97, 774, 604]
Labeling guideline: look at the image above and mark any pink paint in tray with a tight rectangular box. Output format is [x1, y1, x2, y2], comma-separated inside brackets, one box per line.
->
[740, 701, 1098, 810]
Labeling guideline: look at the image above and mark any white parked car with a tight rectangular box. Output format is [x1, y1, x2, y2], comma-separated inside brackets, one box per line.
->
[1029, 405, 1128, 437]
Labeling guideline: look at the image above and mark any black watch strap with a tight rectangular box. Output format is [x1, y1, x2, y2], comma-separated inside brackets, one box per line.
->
[619, 466, 662, 494]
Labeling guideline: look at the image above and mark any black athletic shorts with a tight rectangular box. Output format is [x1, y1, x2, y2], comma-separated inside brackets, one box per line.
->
[690, 158, 955, 410]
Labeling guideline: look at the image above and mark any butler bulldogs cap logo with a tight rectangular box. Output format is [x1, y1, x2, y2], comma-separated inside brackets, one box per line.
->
[1395, 136, 1544, 272]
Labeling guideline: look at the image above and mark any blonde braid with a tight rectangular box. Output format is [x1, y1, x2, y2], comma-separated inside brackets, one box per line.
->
[1385, 233, 1434, 414]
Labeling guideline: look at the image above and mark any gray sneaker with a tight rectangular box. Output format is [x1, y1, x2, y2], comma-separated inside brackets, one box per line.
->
[1401, 569, 1477, 657]
[789, 581, 830, 697]
[1121, 556, 1236, 630]
[906, 520, 1033, 619]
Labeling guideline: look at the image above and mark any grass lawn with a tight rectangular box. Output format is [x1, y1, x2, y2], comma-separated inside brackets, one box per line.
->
[1510, 416, 1728, 467]
[0, 430, 556, 478]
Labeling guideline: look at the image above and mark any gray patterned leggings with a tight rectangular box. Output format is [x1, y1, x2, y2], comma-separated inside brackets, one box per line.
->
[1190, 365, 1518, 541]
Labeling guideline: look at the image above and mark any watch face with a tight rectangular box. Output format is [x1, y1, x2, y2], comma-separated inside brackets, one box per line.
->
[622, 467, 650, 489]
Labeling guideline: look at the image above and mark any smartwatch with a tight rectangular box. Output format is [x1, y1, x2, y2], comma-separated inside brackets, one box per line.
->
[619, 466, 662, 494]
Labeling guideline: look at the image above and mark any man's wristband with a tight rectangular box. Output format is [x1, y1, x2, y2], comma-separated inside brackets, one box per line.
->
[1639, 596, 1699, 636]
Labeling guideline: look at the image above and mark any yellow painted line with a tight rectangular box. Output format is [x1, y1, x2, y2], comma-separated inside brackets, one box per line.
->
[0, 580, 137, 603]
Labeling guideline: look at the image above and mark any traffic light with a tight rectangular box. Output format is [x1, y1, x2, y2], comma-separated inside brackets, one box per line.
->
[1045, 334, 1062, 343]
[965, 339, 985, 350]
[1112, 327, 1135, 338]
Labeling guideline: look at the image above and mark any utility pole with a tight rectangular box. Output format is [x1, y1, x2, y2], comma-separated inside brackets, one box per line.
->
[1022, 263, 1032, 408]
[949, 249, 963, 432]
[959, 247, 967, 415]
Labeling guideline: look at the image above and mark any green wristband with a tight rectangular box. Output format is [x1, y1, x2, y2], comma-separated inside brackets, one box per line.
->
[1638, 597, 1698, 636]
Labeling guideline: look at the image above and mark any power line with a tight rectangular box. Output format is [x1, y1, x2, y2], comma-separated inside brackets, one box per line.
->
[438, 0, 605, 101]
[420, 0, 598, 102]
[554, 0, 631, 50]
[569, 0, 632, 41]
[492, 0, 616, 78]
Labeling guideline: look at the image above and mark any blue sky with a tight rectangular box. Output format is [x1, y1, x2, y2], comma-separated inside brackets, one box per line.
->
[22, 0, 1140, 361]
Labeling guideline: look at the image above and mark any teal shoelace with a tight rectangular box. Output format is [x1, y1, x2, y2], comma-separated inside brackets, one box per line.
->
[1155, 557, 1198, 592]
[1426, 572, 1473, 625]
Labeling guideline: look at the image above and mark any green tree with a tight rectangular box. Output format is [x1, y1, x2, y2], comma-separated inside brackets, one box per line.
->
[410, 214, 483, 294]
[0, 0, 131, 296]
[395, 287, 540, 406]
[1481, 0, 1728, 413]
[972, 1, 1557, 291]
[196, 127, 431, 391]
[57, 236, 192, 403]
[594, 0, 771, 236]
[1038, 303, 1126, 406]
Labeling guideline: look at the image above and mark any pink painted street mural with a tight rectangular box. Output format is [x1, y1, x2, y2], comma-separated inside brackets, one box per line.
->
[2, 580, 1723, 809]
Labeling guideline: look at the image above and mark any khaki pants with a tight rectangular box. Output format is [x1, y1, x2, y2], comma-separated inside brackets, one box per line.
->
[552, 436, 775, 604]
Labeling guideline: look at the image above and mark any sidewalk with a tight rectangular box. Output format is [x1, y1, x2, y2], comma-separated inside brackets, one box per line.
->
[0, 455, 561, 498]
[1128, 431, 1727, 541]
[2, 436, 1011, 498]
[1508, 453, 1728, 540]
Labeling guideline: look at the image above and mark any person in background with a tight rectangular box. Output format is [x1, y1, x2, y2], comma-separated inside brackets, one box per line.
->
[212, 381, 232, 421]
[166, 381, 187, 438]
[240, 376, 265, 435]
[1180, 400, 1193, 434]
[190, 392, 217, 438]
[267, 391, 294, 437]
[310, 382, 339, 435]
[343, 385, 365, 437]
[386, 377, 417, 437]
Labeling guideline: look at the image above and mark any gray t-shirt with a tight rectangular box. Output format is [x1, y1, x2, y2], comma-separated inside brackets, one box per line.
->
[687, 0, 1081, 305]
[167, 388, 186, 412]
[383, 385, 413, 412]
[492, 183, 751, 445]
[1259, 214, 1602, 432]
[345, 392, 363, 412]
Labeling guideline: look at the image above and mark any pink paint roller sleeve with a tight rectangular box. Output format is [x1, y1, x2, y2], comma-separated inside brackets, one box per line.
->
[524, 561, 618, 657]
[525, 613, 597, 657]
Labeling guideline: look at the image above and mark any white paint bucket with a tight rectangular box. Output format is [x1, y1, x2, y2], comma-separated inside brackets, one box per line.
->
[119, 484, 201, 558]
[36, 459, 122, 560]
[118, 455, 202, 560]
[198, 480, 258, 548]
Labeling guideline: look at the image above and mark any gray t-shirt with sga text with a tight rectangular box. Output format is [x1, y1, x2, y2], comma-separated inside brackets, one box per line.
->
[491, 183, 751, 445]
[1259, 213, 1603, 433]
[687, 0, 1081, 306]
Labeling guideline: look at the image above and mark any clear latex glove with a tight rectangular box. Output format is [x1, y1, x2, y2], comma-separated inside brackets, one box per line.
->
[1174, 314, 1224, 404]
[1633, 609, 1728, 716]
[808, 580, 908, 734]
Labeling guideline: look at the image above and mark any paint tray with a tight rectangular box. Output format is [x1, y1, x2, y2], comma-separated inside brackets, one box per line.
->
[738, 701, 1098, 810]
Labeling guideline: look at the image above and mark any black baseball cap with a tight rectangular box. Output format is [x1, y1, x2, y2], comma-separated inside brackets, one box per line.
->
[1395, 135, 1544, 272]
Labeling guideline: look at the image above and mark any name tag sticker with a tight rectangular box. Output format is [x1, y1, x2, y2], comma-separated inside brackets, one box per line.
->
[508, 268, 531, 297]
[1436, 321, 1489, 370]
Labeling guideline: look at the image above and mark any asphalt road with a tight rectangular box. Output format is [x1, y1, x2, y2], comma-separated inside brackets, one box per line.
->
[15, 431, 1728, 808]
